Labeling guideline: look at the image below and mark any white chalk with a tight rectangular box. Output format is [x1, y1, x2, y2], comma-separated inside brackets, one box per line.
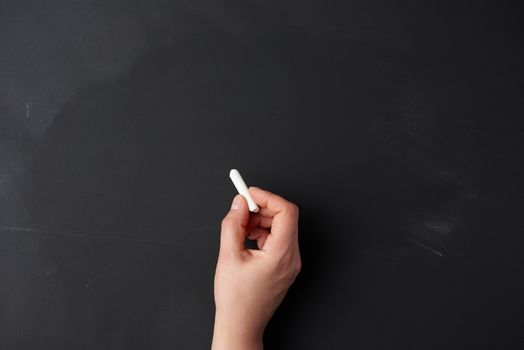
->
[229, 169, 259, 213]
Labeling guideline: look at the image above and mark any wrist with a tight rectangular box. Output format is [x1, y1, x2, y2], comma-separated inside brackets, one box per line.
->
[212, 315, 264, 350]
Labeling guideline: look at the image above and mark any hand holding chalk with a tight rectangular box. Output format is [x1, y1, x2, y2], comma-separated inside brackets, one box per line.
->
[229, 169, 259, 212]
[212, 186, 301, 350]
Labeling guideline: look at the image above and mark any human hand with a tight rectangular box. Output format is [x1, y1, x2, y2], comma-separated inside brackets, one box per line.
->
[212, 187, 301, 350]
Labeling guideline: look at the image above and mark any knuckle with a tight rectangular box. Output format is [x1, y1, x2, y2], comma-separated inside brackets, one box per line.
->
[295, 260, 302, 274]
[285, 202, 299, 216]
[292, 256, 302, 277]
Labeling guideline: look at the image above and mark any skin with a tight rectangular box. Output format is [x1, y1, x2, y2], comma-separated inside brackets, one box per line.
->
[212, 186, 301, 350]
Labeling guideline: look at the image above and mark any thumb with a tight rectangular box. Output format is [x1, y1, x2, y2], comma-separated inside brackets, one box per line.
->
[219, 194, 249, 257]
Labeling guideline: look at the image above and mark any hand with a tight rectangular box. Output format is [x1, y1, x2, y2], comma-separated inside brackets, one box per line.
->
[212, 187, 301, 350]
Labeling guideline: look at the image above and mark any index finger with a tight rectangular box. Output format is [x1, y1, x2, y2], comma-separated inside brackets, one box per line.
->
[248, 187, 297, 217]
[248, 187, 299, 249]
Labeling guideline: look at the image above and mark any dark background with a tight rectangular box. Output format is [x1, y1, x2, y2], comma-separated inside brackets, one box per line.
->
[1, 1, 523, 349]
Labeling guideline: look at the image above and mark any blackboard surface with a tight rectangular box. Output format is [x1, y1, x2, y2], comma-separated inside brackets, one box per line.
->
[1, 1, 523, 349]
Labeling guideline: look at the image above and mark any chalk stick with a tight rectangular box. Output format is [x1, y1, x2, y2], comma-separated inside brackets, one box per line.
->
[229, 169, 259, 213]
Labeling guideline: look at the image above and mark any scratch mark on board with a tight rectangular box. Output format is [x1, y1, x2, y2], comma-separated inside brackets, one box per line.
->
[85, 264, 116, 289]
[0, 226, 171, 246]
[0, 225, 211, 246]
[407, 237, 444, 257]
[423, 220, 453, 235]
[0, 225, 39, 233]
[25, 101, 31, 118]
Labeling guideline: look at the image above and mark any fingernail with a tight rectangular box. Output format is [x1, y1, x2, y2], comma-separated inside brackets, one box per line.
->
[231, 195, 241, 210]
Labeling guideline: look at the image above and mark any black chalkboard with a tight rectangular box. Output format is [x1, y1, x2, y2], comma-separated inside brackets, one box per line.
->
[1, 1, 523, 349]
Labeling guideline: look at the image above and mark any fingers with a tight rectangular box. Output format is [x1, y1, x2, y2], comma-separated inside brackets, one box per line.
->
[248, 187, 299, 252]
[247, 213, 273, 229]
[219, 194, 250, 257]
[248, 187, 295, 217]
[247, 227, 270, 250]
